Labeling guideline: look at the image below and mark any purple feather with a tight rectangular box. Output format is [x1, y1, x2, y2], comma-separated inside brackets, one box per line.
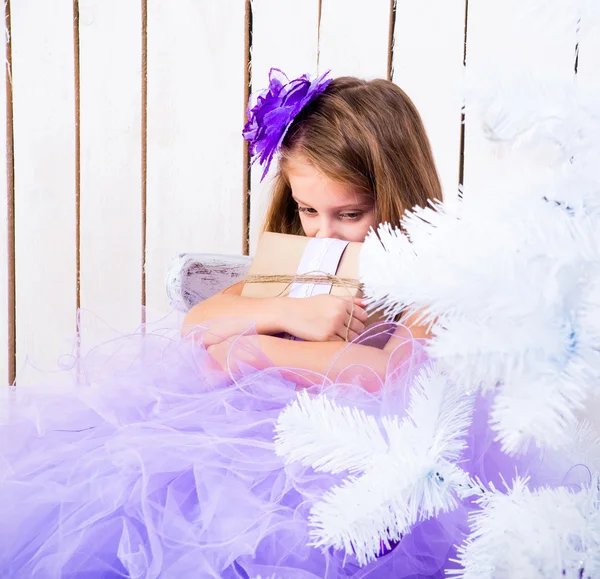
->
[243, 68, 332, 181]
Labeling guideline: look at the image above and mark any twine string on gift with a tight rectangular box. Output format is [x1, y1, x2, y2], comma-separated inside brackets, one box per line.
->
[243, 273, 361, 290]
[243, 271, 363, 341]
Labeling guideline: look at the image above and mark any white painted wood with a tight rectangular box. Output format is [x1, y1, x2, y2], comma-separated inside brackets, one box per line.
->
[463, 0, 579, 198]
[79, 0, 143, 333]
[573, 3, 600, 183]
[466, 0, 578, 83]
[166, 253, 251, 311]
[319, 0, 390, 79]
[0, 12, 8, 384]
[11, 0, 77, 376]
[146, 0, 246, 314]
[576, 1, 600, 90]
[248, 0, 320, 253]
[392, 0, 466, 203]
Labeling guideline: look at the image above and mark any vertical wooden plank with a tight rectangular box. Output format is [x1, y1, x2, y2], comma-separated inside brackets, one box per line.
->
[1, 3, 10, 384]
[248, 0, 320, 252]
[392, 0, 466, 203]
[576, 1, 600, 90]
[78, 0, 143, 332]
[462, 0, 579, 197]
[11, 0, 77, 375]
[146, 0, 246, 313]
[319, 0, 390, 78]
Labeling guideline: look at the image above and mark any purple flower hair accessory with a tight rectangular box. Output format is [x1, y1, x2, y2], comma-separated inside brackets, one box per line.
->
[242, 68, 333, 181]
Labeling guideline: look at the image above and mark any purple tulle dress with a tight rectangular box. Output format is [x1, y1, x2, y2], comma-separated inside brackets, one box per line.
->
[0, 308, 583, 579]
[0, 239, 587, 578]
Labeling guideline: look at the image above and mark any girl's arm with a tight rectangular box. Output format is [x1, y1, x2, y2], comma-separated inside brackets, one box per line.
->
[208, 313, 432, 387]
[182, 281, 286, 339]
[239, 335, 390, 377]
[182, 282, 368, 343]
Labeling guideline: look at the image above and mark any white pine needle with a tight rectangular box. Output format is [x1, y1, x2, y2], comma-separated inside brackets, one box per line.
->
[449, 476, 600, 579]
[490, 375, 587, 454]
[308, 457, 468, 566]
[360, 134, 600, 454]
[274, 389, 387, 474]
[276, 368, 475, 566]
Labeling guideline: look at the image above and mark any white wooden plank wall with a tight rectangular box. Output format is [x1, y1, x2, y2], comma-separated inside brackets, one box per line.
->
[145, 0, 246, 314]
[319, 0, 390, 79]
[1, 1, 598, 381]
[462, 0, 579, 196]
[10, 0, 78, 378]
[79, 0, 143, 337]
[577, 1, 600, 91]
[0, 5, 8, 385]
[392, 0, 466, 203]
[248, 0, 320, 252]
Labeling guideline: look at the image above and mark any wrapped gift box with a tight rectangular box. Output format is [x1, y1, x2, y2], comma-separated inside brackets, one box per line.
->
[241, 232, 363, 299]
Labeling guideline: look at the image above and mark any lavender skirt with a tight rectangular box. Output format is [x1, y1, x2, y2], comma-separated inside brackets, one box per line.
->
[0, 312, 582, 578]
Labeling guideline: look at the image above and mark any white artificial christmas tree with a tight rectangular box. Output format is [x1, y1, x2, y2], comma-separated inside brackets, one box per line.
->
[275, 1, 600, 575]
[275, 370, 474, 565]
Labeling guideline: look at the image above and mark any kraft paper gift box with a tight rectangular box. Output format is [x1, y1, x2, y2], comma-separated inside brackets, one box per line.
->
[241, 232, 384, 328]
[241, 232, 363, 299]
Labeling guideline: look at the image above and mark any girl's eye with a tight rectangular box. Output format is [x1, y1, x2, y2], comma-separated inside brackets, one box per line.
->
[298, 207, 317, 216]
[340, 212, 362, 221]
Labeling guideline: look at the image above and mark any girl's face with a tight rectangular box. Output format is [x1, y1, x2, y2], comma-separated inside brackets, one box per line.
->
[285, 155, 377, 242]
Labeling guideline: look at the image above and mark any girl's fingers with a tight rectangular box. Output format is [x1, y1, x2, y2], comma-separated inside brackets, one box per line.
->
[348, 316, 365, 336]
[344, 329, 360, 342]
[346, 303, 368, 323]
[342, 296, 366, 306]
[336, 318, 363, 342]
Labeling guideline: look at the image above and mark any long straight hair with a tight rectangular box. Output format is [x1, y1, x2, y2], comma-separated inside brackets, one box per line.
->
[262, 77, 442, 235]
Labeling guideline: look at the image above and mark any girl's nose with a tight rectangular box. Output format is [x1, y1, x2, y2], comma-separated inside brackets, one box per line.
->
[313, 215, 344, 239]
[315, 223, 337, 239]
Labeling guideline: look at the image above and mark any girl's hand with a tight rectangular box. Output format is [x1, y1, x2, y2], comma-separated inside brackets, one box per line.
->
[280, 295, 368, 342]
[207, 335, 269, 374]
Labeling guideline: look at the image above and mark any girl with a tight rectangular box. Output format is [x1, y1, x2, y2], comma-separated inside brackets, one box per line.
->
[0, 71, 472, 579]
[185, 70, 440, 379]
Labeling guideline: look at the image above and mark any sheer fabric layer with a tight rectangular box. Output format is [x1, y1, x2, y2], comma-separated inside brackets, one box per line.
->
[0, 312, 582, 578]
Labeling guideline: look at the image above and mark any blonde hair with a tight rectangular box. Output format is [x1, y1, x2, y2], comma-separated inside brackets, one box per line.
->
[262, 77, 442, 235]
